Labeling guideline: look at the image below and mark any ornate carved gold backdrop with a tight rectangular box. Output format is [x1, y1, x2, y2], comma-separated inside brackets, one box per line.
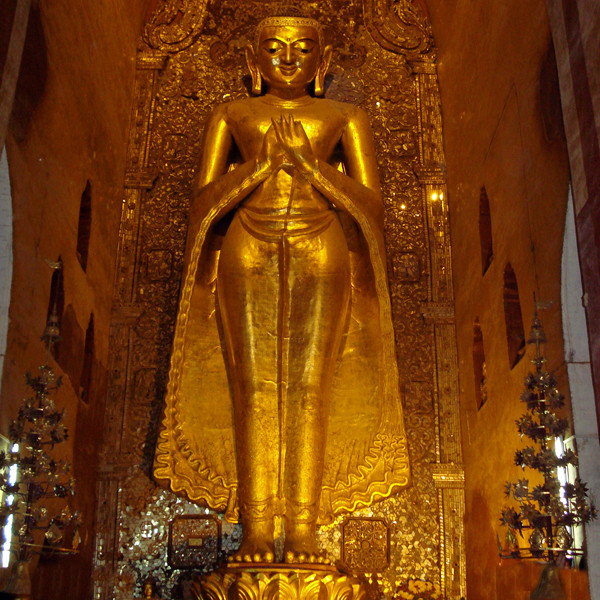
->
[92, 1, 466, 598]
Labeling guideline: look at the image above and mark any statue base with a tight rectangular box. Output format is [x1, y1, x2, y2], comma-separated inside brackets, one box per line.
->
[191, 564, 366, 600]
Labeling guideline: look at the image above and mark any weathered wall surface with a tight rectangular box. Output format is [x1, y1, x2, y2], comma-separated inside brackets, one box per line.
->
[425, 0, 573, 598]
[1, 1, 148, 598]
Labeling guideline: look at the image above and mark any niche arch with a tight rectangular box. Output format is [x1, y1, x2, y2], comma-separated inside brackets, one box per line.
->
[503, 263, 525, 368]
[473, 318, 487, 409]
[479, 186, 493, 275]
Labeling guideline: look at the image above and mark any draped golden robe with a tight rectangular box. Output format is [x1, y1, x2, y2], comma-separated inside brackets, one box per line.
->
[154, 100, 410, 524]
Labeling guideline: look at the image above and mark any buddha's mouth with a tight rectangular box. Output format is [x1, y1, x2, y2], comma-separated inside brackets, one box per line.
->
[278, 65, 298, 76]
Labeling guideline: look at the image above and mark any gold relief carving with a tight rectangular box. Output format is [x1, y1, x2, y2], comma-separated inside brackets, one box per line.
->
[420, 302, 455, 323]
[341, 517, 390, 573]
[143, 0, 209, 53]
[127, 69, 159, 173]
[431, 465, 465, 490]
[413, 32, 465, 598]
[407, 58, 437, 75]
[116, 47, 165, 305]
[392, 252, 420, 282]
[403, 382, 436, 465]
[124, 169, 158, 189]
[414, 166, 445, 186]
[364, 0, 433, 57]
[192, 568, 365, 600]
[110, 304, 143, 326]
[438, 489, 467, 599]
[425, 187, 452, 302]
[137, 52, 168, 71]
[115, 188, 143, 304]
[168, 515, 221, 568]
[415, 74, 445, 171]
[101, 323, 131, 461]
[92, 477, 121, 597]
[145, 250, 173, 282]
[435, 325, 462, 465]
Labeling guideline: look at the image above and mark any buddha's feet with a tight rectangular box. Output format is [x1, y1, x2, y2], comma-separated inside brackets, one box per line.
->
[229, 534, 275, 563]
[283, 529, 329, 564]
[283, 549, 330, 564]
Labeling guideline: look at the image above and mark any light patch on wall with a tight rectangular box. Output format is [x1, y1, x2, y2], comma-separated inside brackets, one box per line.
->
[0, 151, 13, 386]
[1, 442, 19, 568]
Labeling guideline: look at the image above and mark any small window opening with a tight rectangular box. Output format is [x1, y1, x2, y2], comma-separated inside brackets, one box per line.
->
[76, 180, 92, 271]
[80, 314, 94, 404]
[46, 257, 64, 360]
[503, 263, 526, 368]
[479, 187, 493, 275]
[473, 318, 487, 409]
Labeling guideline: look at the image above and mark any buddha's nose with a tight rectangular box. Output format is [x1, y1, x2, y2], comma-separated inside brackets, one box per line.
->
[283, 44, 293, 64]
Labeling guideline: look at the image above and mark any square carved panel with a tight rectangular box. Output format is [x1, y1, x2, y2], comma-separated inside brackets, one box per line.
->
[341, 517, 390, 573]
[168, 515, 221, 569]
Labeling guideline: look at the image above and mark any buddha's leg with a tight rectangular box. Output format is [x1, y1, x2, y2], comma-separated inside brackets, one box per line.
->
[282, 218, 351, 562]
[217, 214, 280, 563]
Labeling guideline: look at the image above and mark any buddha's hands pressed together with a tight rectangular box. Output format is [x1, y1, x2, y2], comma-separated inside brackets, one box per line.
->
[271, 115, 318, 178]
[256, 123, 286, 174]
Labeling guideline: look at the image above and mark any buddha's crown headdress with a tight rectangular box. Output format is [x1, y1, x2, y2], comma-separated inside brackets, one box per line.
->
[255, 6, 323, 49]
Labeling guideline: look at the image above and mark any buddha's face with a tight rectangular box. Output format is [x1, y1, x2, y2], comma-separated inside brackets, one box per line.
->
[256, 25, 321, 93]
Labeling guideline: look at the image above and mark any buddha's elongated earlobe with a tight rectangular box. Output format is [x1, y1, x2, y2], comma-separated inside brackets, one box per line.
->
[245, 45, 262, 95]
[314, 45, 333, 97]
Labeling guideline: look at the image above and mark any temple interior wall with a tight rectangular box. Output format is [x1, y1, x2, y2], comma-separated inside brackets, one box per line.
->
[0, 1, 598, 600]
[427, 1, 586, 599]
[0, 1, 147, 599]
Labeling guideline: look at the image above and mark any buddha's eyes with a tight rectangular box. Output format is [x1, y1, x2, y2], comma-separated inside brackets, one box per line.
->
[294, 40, 316, 54]
[262, 40, 283, 54]
[261, 38, 316, 56]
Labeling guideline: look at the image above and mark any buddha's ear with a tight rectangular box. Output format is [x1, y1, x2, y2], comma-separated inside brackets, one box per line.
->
[245, 44, 262, 95]
[314, 45, 333, 97]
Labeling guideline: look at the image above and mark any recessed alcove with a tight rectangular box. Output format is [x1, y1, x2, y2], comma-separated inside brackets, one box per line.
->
[473, 318, 487, 409]
[46, 257, 64, 360]
[80, 314, 94, 404]
[503, 263, 526, 368]
[76, 180, 92, 272]
[479, 186, 493, 275]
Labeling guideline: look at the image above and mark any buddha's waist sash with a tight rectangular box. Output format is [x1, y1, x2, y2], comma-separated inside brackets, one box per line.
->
[237, 207, 336, 242]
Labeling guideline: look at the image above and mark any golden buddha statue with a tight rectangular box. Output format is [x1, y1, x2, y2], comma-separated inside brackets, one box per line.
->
[154, 8, 409, 565]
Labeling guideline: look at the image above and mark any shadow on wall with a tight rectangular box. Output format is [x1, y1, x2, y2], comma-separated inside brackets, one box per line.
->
[468, 489, 498, 598]
[9, 4, 48, 142]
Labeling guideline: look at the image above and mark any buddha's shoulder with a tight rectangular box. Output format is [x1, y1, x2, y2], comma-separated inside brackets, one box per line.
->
[318, 98, 368, 121]
[210, 97, 367, 122]
[205, 98, 253, 122]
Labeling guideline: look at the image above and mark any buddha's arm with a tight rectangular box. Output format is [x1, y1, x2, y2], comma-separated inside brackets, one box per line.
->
[312, 163, 384, 248]
[313, 107, 385, 258]
[189, 105, 274, 227]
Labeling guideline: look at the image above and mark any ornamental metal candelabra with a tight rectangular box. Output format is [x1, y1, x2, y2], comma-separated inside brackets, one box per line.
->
[0, 261, 80, 566]
[499, 311, 596, 562]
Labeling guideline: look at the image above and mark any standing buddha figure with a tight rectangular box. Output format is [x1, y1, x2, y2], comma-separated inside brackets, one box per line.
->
[154, 7, 409, 565]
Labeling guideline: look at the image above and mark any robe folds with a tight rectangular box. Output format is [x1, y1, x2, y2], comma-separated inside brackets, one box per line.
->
[154, 159, 410, 524]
